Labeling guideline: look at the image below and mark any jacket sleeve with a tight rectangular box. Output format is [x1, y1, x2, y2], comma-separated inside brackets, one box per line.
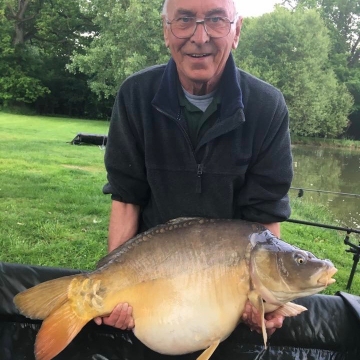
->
[236, 94, 293, 223]
[103, 85, 149, 206]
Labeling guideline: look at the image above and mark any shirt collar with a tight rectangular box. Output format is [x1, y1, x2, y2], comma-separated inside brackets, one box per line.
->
[152, 53, 244, 120]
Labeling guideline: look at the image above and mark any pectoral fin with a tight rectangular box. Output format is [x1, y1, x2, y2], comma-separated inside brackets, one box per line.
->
[196, 339, 220, 360]
[248, 291, 267, 347]
[270, 302, 307, 317]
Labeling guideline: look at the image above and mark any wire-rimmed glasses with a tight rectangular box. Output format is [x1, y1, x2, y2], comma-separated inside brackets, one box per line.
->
[166, 16, 235, 39]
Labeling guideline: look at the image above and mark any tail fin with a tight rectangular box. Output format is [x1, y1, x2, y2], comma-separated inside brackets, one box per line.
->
[14, 274, 93, 360]
[14, 275, 78, 319]
[35, 301, 90, 360]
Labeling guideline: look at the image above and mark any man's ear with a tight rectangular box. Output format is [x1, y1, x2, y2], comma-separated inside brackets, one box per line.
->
[232, 16, 243, 50]
[162, 16, 170, 48]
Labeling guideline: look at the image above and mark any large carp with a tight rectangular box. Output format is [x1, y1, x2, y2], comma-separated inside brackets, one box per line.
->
[14, 218, 337, 360]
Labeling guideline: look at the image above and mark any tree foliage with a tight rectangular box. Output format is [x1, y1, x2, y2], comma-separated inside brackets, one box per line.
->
[3, 0, 96, 51]
[283, 0, 359, 66]
[0, 3, 48, 104]
[0, 0, 357, 135]
[282, 0, 360, 136]
[235, 7, 353, 137]
[68, 0, 168, 99]
[0, 0, 103, 115]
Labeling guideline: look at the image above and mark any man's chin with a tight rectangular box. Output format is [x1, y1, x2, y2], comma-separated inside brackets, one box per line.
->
[179, 67, 221, 93]
[185, 71, 214, 84]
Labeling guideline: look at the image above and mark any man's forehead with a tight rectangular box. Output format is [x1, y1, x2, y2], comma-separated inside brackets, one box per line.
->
[166, 0, 235, 15]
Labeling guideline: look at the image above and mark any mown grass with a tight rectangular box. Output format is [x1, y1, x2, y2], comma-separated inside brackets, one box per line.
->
[0, 112, 110, 269]
[1, 112, 359, 296]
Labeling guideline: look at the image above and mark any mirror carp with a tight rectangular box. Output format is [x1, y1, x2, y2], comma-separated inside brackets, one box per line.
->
[14, 218, 337, 360]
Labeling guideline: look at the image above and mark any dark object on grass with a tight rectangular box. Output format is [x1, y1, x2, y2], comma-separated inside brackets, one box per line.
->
[70, 133, 107, 146]
[1, 262, 360, 359]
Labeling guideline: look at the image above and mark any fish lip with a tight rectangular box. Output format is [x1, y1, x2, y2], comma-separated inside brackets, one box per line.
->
[317, 266, 337, 286]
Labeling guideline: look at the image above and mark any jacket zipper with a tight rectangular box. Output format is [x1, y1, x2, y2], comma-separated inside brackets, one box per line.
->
[154, 106, 206, 194]
[196, 164, 203, 194]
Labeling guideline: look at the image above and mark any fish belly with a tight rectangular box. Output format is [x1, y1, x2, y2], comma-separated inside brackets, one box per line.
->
[127, 265, 249, 355]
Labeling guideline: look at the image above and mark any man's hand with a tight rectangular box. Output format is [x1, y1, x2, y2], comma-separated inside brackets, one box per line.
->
[241, 300, 284, 337]
[94, 303, 135, 330]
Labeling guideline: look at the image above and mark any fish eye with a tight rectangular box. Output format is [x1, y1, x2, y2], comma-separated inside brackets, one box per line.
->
[293, 253, 307, 265]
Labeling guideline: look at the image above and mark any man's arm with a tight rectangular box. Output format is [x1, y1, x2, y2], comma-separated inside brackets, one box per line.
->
[94, 200, 140, 329]
[260, 222, 280, 237]
[108, 200, 140, 252]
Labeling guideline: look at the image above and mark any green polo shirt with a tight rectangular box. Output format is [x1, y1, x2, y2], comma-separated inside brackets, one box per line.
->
[178, 87, 220, 148]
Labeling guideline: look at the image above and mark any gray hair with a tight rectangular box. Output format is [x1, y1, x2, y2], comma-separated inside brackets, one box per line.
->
[161, 0, 240, 17]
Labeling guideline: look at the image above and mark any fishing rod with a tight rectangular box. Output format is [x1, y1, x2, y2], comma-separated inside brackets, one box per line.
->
[290, 187, 360, 198]
[286, 218, 360, 291]
[288, 186, 360, 289]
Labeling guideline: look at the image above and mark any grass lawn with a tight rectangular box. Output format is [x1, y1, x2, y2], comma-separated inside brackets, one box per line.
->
[1, 112, 359, 295]
[0, 112, 110, 269]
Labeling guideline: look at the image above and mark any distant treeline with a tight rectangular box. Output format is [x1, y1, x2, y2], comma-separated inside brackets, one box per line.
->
[1, 0, 359, 138]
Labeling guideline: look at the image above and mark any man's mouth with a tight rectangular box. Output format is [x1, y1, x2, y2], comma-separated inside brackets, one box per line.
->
[189, 53, 210, 58]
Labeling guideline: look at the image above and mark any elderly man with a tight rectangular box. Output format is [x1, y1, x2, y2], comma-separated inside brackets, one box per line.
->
[97, 0, 293, 342]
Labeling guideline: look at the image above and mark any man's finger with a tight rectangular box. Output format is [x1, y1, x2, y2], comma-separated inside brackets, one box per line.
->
[94, 317, 102, 326]
[93, 303, 135, 330]
[265, 315, 284, 329]
[103, 303, 128, 327]
[126, 306, 134, 329]
[114, 304, 132, 329]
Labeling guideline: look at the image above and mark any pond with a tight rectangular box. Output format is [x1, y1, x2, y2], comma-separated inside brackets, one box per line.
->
[291, 144, 360, 230]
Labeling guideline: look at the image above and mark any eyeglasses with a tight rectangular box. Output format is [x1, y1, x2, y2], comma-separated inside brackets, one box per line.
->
[166, 16, 235, 39]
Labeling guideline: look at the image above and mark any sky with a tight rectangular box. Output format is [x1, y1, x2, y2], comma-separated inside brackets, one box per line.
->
[237, 0, 281, 17]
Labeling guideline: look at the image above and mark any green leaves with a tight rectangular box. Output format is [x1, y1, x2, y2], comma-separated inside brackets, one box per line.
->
[69, 0, 168, 99]
[235, 7, 353, 137]
[0, 0, 357, 135]
[282, 0, 360, 136]
[0, 0, 102, 113]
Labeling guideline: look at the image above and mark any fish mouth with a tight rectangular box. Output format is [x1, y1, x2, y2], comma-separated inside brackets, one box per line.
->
[317, 266, 337, 286]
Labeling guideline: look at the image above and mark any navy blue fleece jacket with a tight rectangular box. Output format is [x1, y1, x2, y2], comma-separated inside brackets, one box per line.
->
[103, 54, 293, 231]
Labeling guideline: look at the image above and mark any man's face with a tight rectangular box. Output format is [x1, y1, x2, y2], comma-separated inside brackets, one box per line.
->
[163, 0, 242, 94]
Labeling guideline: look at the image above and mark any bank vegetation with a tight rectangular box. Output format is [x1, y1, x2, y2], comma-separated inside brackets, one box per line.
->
[1, 0, 359, 138]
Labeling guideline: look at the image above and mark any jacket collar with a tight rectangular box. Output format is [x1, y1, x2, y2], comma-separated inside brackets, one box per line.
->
[152, 53, 244, 121]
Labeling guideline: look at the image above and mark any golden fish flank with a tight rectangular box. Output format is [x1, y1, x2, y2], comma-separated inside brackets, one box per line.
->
[13, 217, 337, 360]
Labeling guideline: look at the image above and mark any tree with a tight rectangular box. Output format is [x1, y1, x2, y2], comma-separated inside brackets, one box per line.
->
[283, 0, 359, 67]
[282, 0, 360, 137]
[235, 6, 353, 137]
[0, 0, 101, 114]
[69, 0, 169, 99]
[0, 3, 48, 105]
[3, 0, 96, 51]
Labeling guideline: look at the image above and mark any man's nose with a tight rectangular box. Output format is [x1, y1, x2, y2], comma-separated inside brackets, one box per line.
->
[190, 21, 210, 43]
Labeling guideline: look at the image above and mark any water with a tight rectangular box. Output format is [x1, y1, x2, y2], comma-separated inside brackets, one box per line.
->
[291, 145, 360, 229]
